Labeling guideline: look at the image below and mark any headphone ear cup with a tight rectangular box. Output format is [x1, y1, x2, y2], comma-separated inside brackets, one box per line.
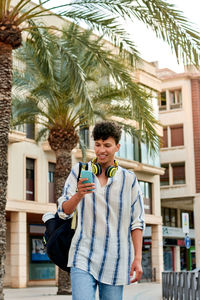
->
[92, 162, 102, 176]
[105, 166, 117, 178]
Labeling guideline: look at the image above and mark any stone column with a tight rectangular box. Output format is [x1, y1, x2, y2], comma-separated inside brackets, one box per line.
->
[174, 246, 181, 271]
[10, 212, 27, 288]
[177, 209, 181, 228]
[194, 195, 200, 268]
[151, 224, 163, 282]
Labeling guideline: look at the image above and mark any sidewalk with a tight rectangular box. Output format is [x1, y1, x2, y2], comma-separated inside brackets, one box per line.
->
[5, 283, 162, 300]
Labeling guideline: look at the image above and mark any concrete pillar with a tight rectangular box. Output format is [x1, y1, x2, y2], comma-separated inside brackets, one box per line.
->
[174, 246, 181, 271]
[194, 195, 200, 267]
[167, 126, 171, 148]
[177, 209, 181, 228]
[151, 224, 163, 282]
[10, 212, 27, 288]
[166, 90, 170, 111]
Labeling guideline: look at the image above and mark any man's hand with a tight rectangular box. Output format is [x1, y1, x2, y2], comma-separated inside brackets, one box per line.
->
[77, 178, 96, 197]
[62, 178, 96, 215]
[130, 257, 143, 283]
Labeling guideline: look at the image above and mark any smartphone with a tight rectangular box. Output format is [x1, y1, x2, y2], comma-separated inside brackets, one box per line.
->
[80, 170, 93, 184]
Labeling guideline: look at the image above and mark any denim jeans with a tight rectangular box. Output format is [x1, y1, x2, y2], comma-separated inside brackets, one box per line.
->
[70, 267, 124, 300]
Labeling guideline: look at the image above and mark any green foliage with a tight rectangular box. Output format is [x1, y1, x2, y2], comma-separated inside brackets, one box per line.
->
[1, 0, 200, 65]
[12, 22, 161, 152]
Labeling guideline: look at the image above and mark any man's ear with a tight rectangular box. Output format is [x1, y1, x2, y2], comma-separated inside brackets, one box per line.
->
[116, 143, 120, 152]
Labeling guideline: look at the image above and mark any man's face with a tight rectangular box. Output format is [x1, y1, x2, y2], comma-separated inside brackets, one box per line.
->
[94, 137, 120, 166]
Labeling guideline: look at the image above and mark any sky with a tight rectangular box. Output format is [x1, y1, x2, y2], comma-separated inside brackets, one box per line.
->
[127, 0, 200, 72]
[37, 0, 200, 73]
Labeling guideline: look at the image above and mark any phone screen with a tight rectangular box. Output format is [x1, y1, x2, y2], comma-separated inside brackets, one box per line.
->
[80, 170, 93, 184]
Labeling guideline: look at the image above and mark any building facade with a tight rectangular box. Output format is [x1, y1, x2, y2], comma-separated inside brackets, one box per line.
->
[4, 60, 164, 288]
[158, 66, 200, 272]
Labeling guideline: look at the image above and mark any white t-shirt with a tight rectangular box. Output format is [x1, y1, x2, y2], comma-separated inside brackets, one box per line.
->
[57, 162, 145, 285]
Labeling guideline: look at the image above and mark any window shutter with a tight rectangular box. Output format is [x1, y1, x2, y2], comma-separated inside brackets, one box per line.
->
[161, 127, 168, 148]
[172, 163, 185, 184]
[171, 125, 184, 147]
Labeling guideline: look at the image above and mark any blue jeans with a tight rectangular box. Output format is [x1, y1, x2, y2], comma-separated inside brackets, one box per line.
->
[70, 267, 124, 300]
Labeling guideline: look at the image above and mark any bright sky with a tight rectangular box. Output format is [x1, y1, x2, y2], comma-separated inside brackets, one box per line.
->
[37, 0, 200, 73]
[128, 0, 200, 72]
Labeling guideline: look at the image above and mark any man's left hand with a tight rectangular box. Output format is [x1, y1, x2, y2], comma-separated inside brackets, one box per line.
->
[130, 258, 143, 283]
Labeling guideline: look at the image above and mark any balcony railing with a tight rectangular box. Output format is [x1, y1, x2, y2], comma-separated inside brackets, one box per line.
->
[159, 105, 167, 111]
[170, 103, 182, 110]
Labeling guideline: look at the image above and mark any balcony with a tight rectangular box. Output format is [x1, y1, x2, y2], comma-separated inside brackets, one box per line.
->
[9, 130, 26, 143]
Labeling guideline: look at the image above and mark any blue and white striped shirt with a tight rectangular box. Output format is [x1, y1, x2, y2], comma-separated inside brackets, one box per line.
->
[57, 162, 145, 285]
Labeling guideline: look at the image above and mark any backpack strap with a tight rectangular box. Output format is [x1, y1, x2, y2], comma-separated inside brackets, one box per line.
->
[72, 162, 88, 230]
[77, 162, 82, 182]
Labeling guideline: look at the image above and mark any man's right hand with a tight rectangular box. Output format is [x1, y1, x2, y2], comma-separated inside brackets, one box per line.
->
[77, 178, 96, 198]
[62, 179, 96, 215]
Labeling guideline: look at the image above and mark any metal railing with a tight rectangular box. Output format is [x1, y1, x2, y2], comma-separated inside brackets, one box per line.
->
[162, 271, 200, 299]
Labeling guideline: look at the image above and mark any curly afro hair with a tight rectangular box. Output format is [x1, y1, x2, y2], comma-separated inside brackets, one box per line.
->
[92, 121, 122, 144]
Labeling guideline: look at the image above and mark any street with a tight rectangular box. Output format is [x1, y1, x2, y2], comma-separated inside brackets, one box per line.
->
[5, 283, 162, 300]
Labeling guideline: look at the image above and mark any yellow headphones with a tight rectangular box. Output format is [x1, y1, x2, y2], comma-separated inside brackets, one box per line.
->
[91, 158, 118, 178]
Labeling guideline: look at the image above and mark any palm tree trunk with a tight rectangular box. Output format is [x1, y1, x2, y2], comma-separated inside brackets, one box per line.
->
[54, 149, 72, 200]
[54, 149, 72, 295]
[0, 42, 13, 300]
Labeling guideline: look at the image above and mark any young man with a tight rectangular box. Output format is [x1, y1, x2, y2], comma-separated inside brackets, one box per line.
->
[57, 121, 145, 300]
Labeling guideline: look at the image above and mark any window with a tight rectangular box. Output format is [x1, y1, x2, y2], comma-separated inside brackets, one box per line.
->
[159, 91, 167, 111]
[139, 181, 152, 214]
[170, 125, 184, 147]
[172, 163, 185, 185]
[160, 163, 186, 186]
[117, 131, 135, 161]
[169, 89, 182, 109]
[160, 125, 184, 148]
[162, 207, 177, 227]
[26, 158, 35, 200]
[161, 127, 168, 148]
[14, 123, 35, 139]
[49, 163, 56, 203]
[160, 164, 169, 186]
[117, 134, 143, 162]
[26, 123, 35, 139]
[133, 137, 141, 162]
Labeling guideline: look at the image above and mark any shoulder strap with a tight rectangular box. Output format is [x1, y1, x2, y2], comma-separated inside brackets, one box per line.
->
[77, 162, 88, 182]
[72, 162, 85, 230]
[77, 162, 82, 182]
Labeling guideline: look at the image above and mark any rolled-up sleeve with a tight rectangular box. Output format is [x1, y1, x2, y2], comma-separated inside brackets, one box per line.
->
[131, 176, 145, 231]
[57, 163, 79, 218]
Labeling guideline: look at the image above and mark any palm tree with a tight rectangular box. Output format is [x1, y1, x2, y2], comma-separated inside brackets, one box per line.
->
[11, 22, 160, 293]
[0, 1, 141, 296]
[1, 0, 200, 297]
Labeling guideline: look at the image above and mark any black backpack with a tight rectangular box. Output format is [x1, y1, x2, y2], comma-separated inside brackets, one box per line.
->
[43, 162, 85, 271]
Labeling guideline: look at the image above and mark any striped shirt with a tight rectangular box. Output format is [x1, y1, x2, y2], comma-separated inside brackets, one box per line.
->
[57, 161, 145, 285]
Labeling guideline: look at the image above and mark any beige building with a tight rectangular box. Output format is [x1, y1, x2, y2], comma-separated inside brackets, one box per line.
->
[4, 59, 164, 288]
[158, 66, 200, 272]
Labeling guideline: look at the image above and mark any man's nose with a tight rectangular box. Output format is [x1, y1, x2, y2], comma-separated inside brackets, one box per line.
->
[99, 146, 106, 152]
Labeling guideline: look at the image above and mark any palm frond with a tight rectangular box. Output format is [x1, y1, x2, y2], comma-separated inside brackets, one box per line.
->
[61, 8, 139, 59]
[35, 126, 49, 143]
[12, 18, 161, 152]
[132, 0, 200, 65]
